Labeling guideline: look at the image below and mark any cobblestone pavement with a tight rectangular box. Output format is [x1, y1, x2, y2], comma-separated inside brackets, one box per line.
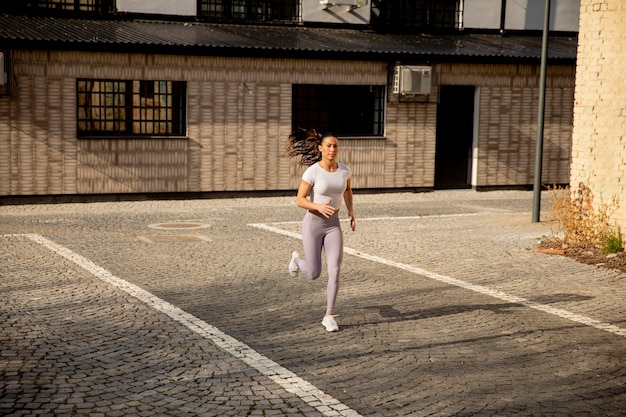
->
[1, 190, 626, 416]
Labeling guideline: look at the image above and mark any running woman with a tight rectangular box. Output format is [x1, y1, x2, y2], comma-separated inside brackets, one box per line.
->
[284, 129, 356, 332]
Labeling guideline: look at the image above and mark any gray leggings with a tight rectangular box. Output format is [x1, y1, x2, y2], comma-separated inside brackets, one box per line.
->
[295, 211, 343, 314]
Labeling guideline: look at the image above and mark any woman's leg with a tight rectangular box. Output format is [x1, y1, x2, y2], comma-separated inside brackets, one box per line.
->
[322, 218, 343, 314]
[296, 212, 324, 280]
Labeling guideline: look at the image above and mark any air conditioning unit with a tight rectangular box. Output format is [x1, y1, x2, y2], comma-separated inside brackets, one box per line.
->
[320, 0, 365, 7]
[392, 65, 432, 95]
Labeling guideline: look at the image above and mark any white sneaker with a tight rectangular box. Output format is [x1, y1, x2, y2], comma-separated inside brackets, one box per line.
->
[288, 251, 300, 277]
[322, 315, 339, 332]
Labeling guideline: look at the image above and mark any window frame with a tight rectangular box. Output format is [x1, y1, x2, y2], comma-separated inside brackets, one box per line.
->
[292, 84, 386, 138]
[371, 0, 463, 33]
[76, 79, 187, 139]
[198, 0, 300, 24]
[0, 0, 116, 15]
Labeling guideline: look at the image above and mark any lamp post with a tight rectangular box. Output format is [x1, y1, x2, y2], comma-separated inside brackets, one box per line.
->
[532, 0, 551, 223]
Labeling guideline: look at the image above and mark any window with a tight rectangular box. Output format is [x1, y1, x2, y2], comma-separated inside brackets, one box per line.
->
[199, 0, 300, 23]
[371, 0, 463, 33]
[35, 0, 107, 12]
[77, 80, 187, 138]
[293, 85, 385, 137]
[0, 0, 115, 15]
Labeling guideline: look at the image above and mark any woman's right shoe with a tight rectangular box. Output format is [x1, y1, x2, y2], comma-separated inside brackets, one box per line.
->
[288, 251, 300, 277]
[322, 315, 339, 332]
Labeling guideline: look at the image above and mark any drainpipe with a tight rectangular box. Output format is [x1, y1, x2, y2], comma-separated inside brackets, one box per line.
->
[500, 0, 507, 34]
[532, 0, 551, 222]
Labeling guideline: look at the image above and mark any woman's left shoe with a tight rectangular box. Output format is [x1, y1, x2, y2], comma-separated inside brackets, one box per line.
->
[288, 251, 300, 277]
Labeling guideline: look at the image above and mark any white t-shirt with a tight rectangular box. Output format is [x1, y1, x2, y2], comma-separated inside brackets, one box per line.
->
[302, 162, 351, 209]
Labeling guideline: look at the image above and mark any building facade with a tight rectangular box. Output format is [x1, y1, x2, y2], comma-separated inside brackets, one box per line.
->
[0, 0, 579, 198]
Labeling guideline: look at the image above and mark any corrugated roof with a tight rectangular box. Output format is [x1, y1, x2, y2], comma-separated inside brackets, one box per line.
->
[0, 15, 577, 62]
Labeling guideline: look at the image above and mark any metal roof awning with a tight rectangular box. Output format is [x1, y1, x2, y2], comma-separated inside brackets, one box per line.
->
[0, 14, 577, 62]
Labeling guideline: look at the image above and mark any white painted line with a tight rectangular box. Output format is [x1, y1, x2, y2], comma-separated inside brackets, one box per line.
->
[249, 223, 626, 339]
[15, 233, 362, 417]
[347, 213, 485, 222]
[269, 212, 485, 226]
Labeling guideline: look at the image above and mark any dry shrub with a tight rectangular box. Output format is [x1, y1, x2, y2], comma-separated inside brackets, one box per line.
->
[546, 182, 622, 253]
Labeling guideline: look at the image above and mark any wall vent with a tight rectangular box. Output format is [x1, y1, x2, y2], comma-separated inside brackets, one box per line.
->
[392, 65, 432, 95]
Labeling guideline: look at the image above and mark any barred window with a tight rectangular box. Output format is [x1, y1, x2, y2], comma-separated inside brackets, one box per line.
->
[293, 85, 385, 137]
[0, 0, 115, 14]
[36, 0, 103, 12]
[77, 80, 187, 138]
[371, 0, 463, 33]
[199, 0, 300, 23]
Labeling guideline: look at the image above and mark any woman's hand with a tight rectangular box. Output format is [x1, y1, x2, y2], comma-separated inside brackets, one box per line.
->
[349, 215, 356, 231]
[316, 200, 336, 218]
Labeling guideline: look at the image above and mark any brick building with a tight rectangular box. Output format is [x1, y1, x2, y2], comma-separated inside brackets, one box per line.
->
[0, 0, 580, 199]
[570, 1, 626, 230]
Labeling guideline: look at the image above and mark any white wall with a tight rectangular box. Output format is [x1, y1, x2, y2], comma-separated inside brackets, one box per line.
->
[549, 0, 580, 31]
[117, 0, 196, 16]
[505, 0, 579, 31]
[463, 0, 502, 29]
[464, 0, 580, 32]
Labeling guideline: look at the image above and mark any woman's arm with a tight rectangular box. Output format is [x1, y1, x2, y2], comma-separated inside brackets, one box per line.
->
[296, 180, 336, 218]
[343, 179, 356, 231]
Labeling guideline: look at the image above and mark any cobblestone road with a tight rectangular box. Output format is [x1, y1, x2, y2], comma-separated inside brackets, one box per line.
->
[1, 190, 626, 416]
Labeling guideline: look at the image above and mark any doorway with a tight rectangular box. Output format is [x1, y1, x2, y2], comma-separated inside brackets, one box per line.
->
[434, 85, 475, 189]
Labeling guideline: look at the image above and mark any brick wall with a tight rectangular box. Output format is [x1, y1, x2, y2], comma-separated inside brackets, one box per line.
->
[0, 50, 575, 196]
[439, 63, 574, 187]
[571, 1, 626, 230]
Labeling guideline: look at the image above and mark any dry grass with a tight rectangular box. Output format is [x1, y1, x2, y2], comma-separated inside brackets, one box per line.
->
[545, 182, 623, 254]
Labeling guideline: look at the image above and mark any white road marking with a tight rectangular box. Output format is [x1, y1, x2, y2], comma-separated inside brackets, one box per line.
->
[249, 223, 626, 339]
[15, 233, 362, 417]
[269, 212, 484, 226]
